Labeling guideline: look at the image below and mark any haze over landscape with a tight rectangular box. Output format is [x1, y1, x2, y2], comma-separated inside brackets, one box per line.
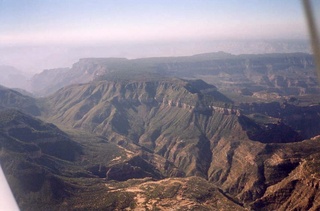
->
[0, 0, 314, 72]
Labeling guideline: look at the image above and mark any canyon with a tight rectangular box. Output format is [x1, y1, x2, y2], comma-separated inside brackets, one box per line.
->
[0, 52, 320, 210]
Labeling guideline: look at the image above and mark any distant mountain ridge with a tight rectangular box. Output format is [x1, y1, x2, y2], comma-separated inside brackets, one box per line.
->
[29, 52, 318, 97]
[0, 65, 30, 90]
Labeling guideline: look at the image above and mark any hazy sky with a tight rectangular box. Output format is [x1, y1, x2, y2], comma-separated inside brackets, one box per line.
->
[0, 0, 310, 46]
[0, 0, 318, 73]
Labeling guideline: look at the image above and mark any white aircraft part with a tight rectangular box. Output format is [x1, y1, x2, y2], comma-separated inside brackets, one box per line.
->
[0, 166, 19, 211]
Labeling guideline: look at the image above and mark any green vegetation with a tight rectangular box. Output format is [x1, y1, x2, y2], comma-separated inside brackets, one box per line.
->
[1, 52, 320, 210]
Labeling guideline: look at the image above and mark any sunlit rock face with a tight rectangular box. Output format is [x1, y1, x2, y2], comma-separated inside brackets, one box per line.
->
[2, 53, 320, 210]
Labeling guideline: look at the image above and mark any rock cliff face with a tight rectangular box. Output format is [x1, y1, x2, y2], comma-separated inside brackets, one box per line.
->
[30, 52, 319, 96]
[2, 53, 320, 210]
[251, 139, 320, 210]
[40, 76, 320, 209]
[240, 102, 320, 140]
[43, 78, 240, 177]
[30, 58, 127, 96]
[207, 137, 320, 205]
[30, 68, 70, 96]
[172, 53, 318, 96]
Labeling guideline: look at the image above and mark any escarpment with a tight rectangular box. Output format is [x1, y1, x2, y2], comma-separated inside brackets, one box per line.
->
[40, 76, 320, 209]
[3, 53, 320, 210]
[43, 78, 243, 176]
[251, 147, 320, 210]
[30, 53, 319, 97]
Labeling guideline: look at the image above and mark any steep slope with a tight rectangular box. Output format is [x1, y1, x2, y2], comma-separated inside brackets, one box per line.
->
[30, 67, 70, 96]
[240, 102, 320, 140]
[0, 108, 245, 210]
[207, 136, 320, 204]
[0, 85, 40, 115]
[0, 109, 83, 210]
[43, 78, 239, 177]
[30, 58, 127, 96]
[4, 53, 320, 209]
[251, 137, 320, 210]
[171, 53, 318, 95]
[0, 109, 82, 161]
[29, 52, 318, 96]
[41, 76, 320, 209]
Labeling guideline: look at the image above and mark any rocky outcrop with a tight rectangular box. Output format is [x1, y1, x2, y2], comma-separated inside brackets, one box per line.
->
[239, 102, 320, 140]
[2, 69, 320, 210]
[29, 53, 319, 96]
[29, 58, 126, 96]
[41, 77, 309, 203]
[251, 150, 320, 210]
[206, 137, 320, 207]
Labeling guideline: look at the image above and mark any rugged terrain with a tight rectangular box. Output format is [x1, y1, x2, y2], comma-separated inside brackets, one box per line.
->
[0, 52, 320, 210]
[0, 109, 83, 210]
[29, 52, 319, 97]
[0, 85, 40, 115]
